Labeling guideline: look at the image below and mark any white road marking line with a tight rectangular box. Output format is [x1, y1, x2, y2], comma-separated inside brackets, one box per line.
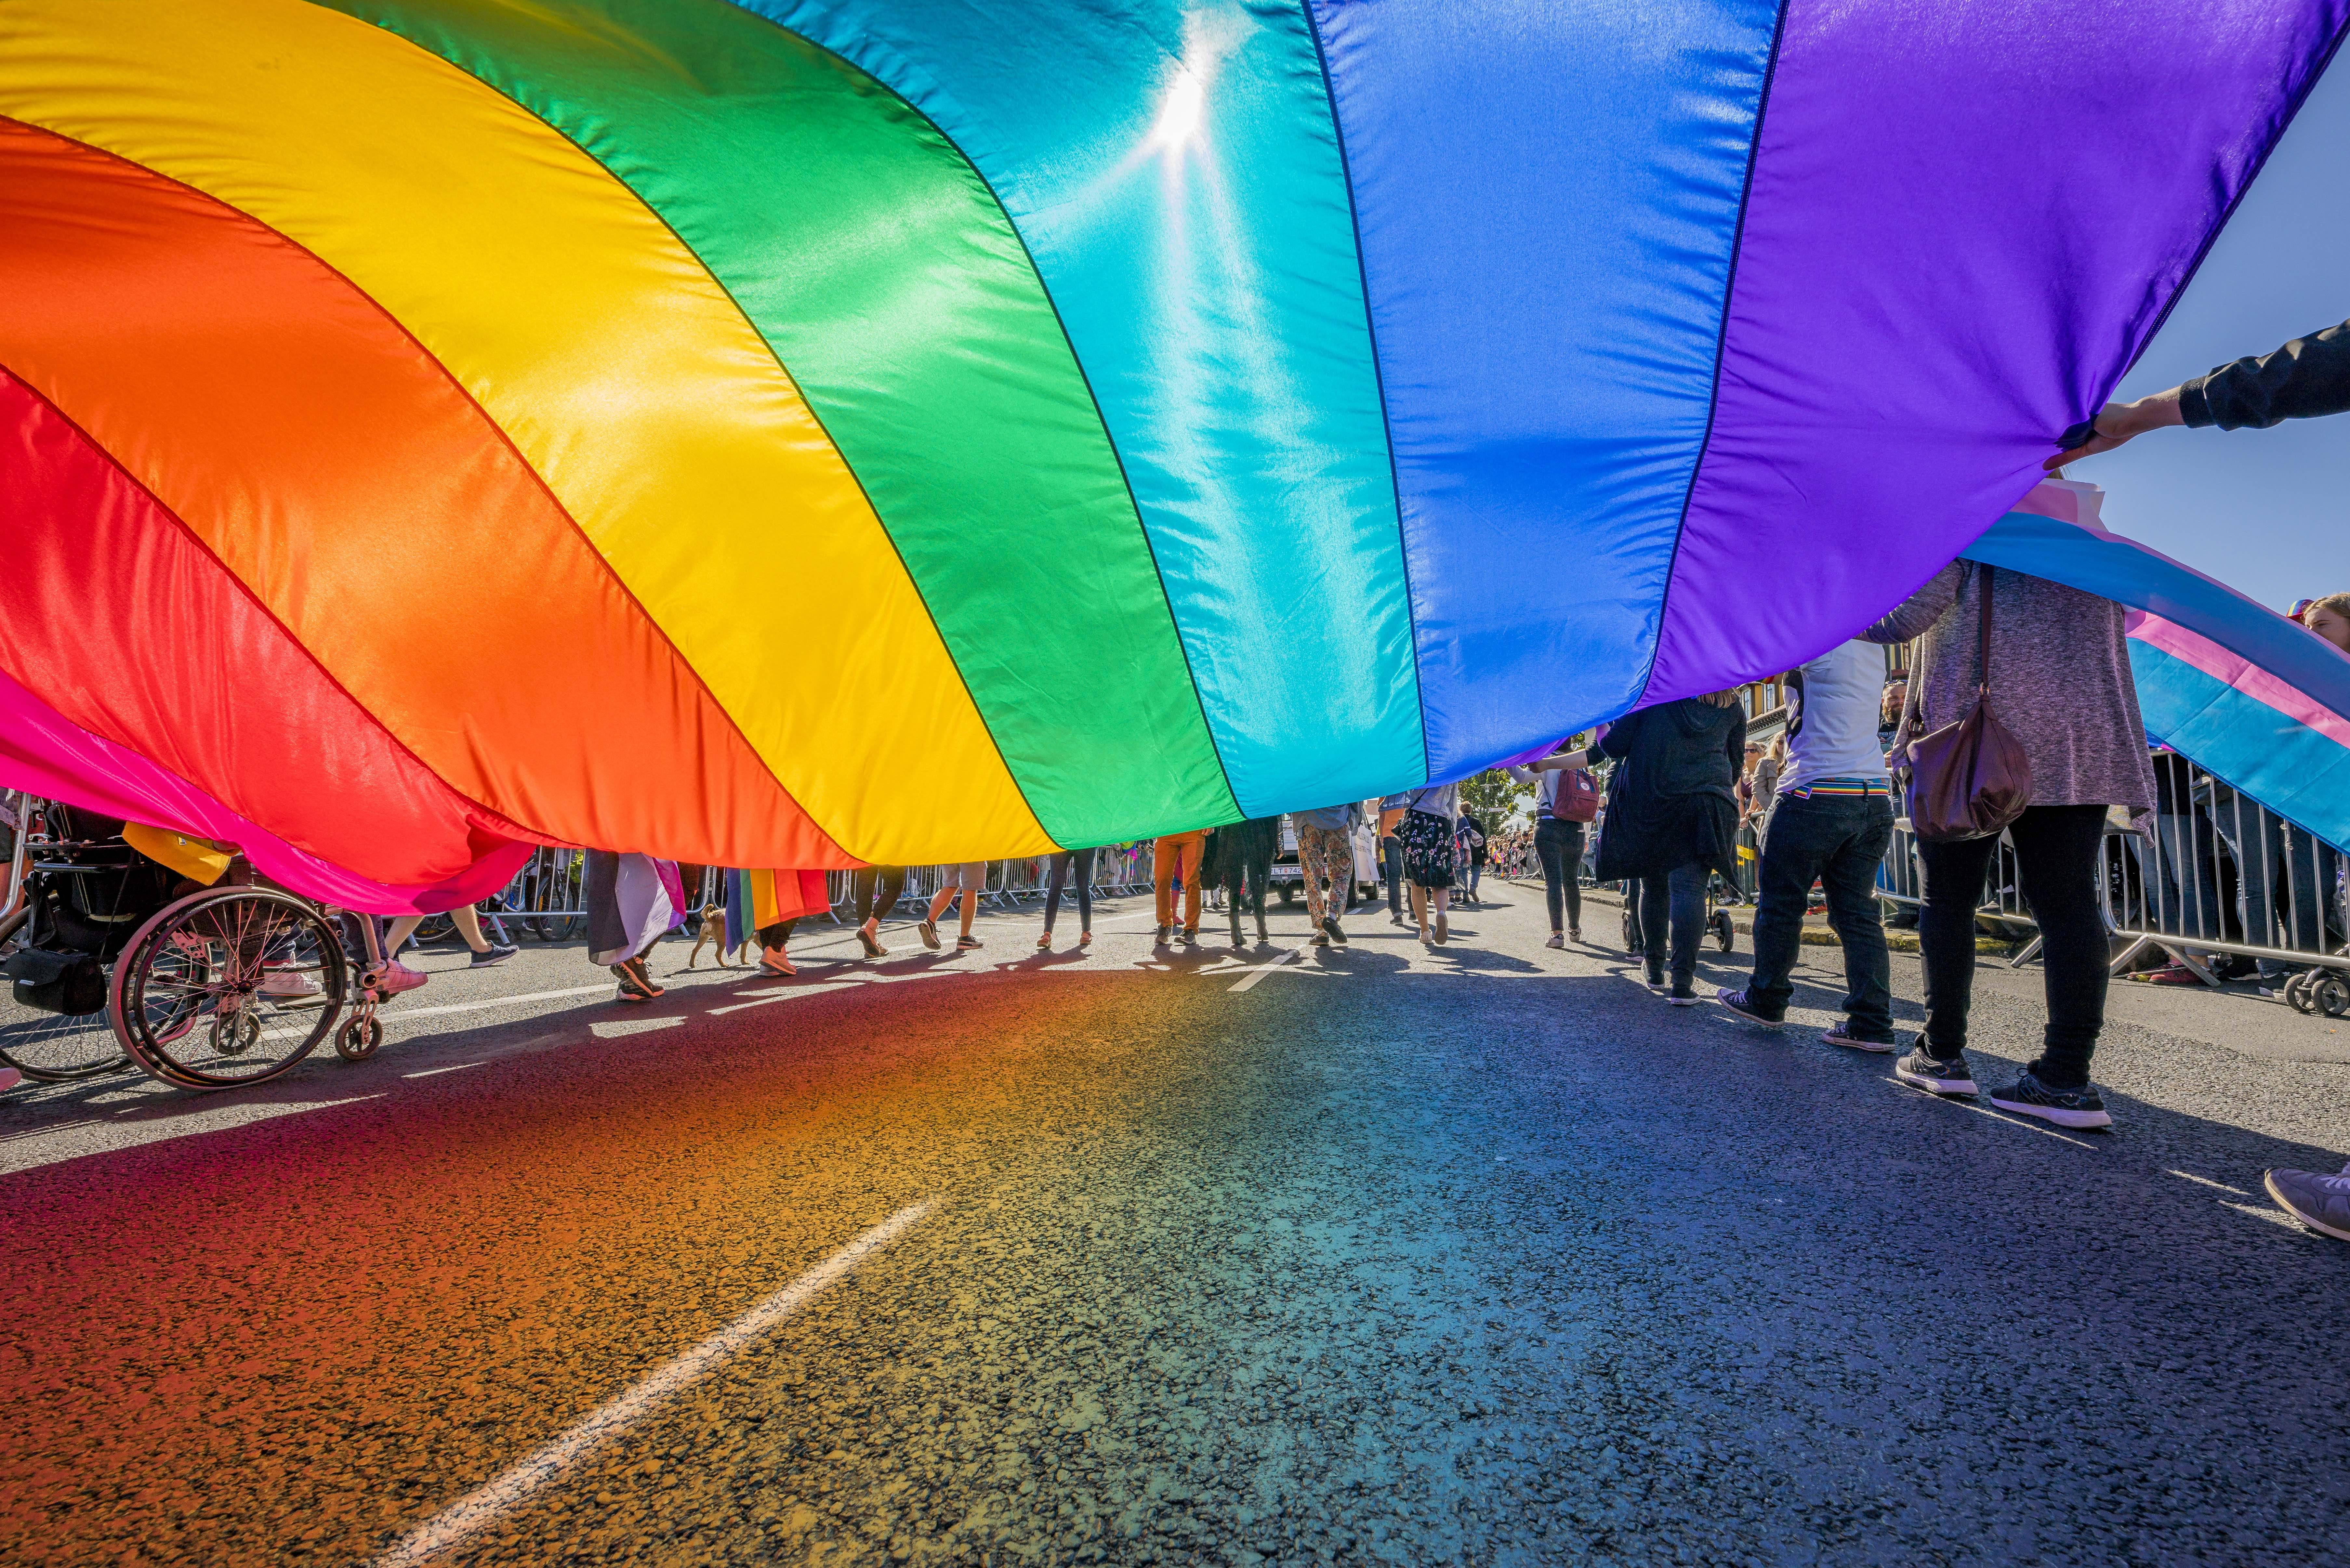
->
[1882, 1078, 2097, 1148]
[375, 1201, 932, 1568]
[386, 985, 613, 1023]
[401, 1062, 487, 1080]
[589, 1016, 684, 1039]
[2221, 1199, 2304, 1231]
[706, 983, 852, 1016]
[1229, 947, 1302, 992]
[2166, 1168, 2251, 1196]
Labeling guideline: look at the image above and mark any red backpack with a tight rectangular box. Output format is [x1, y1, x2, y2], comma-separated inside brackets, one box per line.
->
[1550, 769, 1599, 823]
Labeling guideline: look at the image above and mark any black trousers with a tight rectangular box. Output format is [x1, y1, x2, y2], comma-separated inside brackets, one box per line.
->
[851, 866, 906, 925]
[1533, 817, 1585, 933]
[1918, 804, 2110, 1087]
[1383, 837, 1405, 915]
[1043, 848, 1096, 933]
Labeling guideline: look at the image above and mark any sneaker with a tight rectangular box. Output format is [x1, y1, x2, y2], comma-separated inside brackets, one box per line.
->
[918, 920, 942, 951]
[2263, 1162, 2350, 1241]
[1545, 932, 1564, 949]
[1893, 1045, 1976, 1097]
[1321, 917, 1346, 946]
[956, 935, 984, 951]
[1181, 927, 1199, 945]
[1988, 1070, 2113, 1130]
[2135, 962, 2207, 987]
[1644, 967, 1667, 994]
[1567, 927, 1582, 943]
[1389, 913, 1406, 926]
[1153, 925, 1170, 946]
[1820, 1024, 1899, 1054]
[1713, 987, 1783, 1027]
[612, 958, 664, 1003]
[1667, 983, 1701, 1006]
[858, 924, 887, 959]
[259, 969, 323, 999]
[377, 961, 429, 996]
[469, 943, 519, 968]
[1434, 913, 1449, 944]
[1312, 932, 1330, 947]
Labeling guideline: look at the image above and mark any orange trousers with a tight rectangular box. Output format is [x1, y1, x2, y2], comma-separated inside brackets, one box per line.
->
[1152, 830, 1208, 930]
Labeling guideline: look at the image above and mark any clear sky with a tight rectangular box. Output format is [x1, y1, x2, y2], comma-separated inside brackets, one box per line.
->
[2061, 56, 2350, 612]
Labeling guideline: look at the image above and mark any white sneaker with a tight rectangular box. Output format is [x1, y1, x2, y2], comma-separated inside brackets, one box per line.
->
[1544, 933, 1564, 949]
[376, 961, 429, 996]
[259, 970, 322, 999]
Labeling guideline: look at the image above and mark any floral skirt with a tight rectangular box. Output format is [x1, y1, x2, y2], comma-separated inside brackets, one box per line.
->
[1396, 809, 1457, 889]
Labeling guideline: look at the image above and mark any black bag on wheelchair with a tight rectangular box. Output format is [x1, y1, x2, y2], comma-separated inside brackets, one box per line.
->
[3, 947, 107, 1016]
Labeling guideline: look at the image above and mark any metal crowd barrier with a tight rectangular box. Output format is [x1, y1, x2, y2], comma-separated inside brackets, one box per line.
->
[1873, 759, 2348, 1000]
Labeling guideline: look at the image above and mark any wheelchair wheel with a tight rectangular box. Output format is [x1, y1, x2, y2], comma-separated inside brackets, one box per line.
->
[111, 888, 348, 1090]
[335, 1014, 383, 1061]
[0, 987, 129, 1083]
[1711, 908, 1735, 953]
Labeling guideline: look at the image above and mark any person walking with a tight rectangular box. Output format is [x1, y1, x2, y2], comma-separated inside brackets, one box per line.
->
[586, 849, 683, 1002]
[1378, 798, 1410, 925]
[1292, 801, 1358, 946]
[1865, 563, 2154, 1129]
[1036, 848, 1097, 951]
[1457, 810, 1490, 905]
[1392, 781, 1460, 944]
[1712, 641, 1900, 1049]
[2059, 318, 2350, 1209]
[850, 865, 906, 958]
[1508, 743, 1598, 947]
[1152, 829, 1208, 945]
[922, 862, 988, 952]
[1203, 817, 1279, 949]
[1539, 695, 1744, 1001]
[385, 902, 518, 970]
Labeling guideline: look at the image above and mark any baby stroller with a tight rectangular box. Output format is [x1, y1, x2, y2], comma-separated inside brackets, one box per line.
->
[1, 798, 391, 1090]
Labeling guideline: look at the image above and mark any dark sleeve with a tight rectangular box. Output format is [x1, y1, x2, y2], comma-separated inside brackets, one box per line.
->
[2179, 319, 2350, 429]
[1596, 711, 1640, 760]
[1725, 711, 1747, 777]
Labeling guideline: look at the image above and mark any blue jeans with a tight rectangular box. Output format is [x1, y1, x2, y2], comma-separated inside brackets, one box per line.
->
[1638, 863, 1708, 988]
[1744, 791, 1896, 1040]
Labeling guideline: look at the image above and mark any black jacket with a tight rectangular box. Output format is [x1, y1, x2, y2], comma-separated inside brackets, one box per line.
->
[1591, 699, 1746, 883]
[2181, 319, 2350, 429]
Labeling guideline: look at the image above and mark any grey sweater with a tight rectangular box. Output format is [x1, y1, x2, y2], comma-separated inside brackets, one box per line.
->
[1865, 562, 2154, 811]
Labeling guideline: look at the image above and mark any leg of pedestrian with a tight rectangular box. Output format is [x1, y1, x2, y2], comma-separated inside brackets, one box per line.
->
[1817, 794, 1899, 1050]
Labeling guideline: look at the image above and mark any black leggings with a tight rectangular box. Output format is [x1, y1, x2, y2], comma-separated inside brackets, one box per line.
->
[1918, 804, 2110, 1087]
[1043, 848, 1095, 934]
[852, 866, 906, 924]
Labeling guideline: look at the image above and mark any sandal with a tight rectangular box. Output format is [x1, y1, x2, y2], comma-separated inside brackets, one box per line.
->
[1078, 930, 1092, 947]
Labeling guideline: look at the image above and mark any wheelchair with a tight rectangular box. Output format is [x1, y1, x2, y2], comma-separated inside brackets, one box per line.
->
[1, 799, 397, 1091]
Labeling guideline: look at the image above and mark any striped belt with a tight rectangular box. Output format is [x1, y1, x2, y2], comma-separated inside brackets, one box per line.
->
[1784, 777, 1889, 801]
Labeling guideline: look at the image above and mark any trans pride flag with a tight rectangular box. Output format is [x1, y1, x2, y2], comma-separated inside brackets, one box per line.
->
[1966, 481, 2350, 855]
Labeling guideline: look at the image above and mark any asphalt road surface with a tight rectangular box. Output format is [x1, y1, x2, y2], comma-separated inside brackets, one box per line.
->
[2, 881, 2345, 1566]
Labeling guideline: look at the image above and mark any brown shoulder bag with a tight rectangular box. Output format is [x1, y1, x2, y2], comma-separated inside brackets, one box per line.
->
[1891, 563, 2031, 842]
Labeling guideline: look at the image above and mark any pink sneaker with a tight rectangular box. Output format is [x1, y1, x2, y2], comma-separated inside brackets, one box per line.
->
[376, 960, 429, 996]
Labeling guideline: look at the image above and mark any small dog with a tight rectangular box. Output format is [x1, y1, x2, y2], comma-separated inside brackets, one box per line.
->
[686, 903, 741, 968]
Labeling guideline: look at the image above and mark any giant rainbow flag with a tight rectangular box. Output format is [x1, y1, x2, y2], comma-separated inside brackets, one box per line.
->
[2, 0, 2344, 909]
